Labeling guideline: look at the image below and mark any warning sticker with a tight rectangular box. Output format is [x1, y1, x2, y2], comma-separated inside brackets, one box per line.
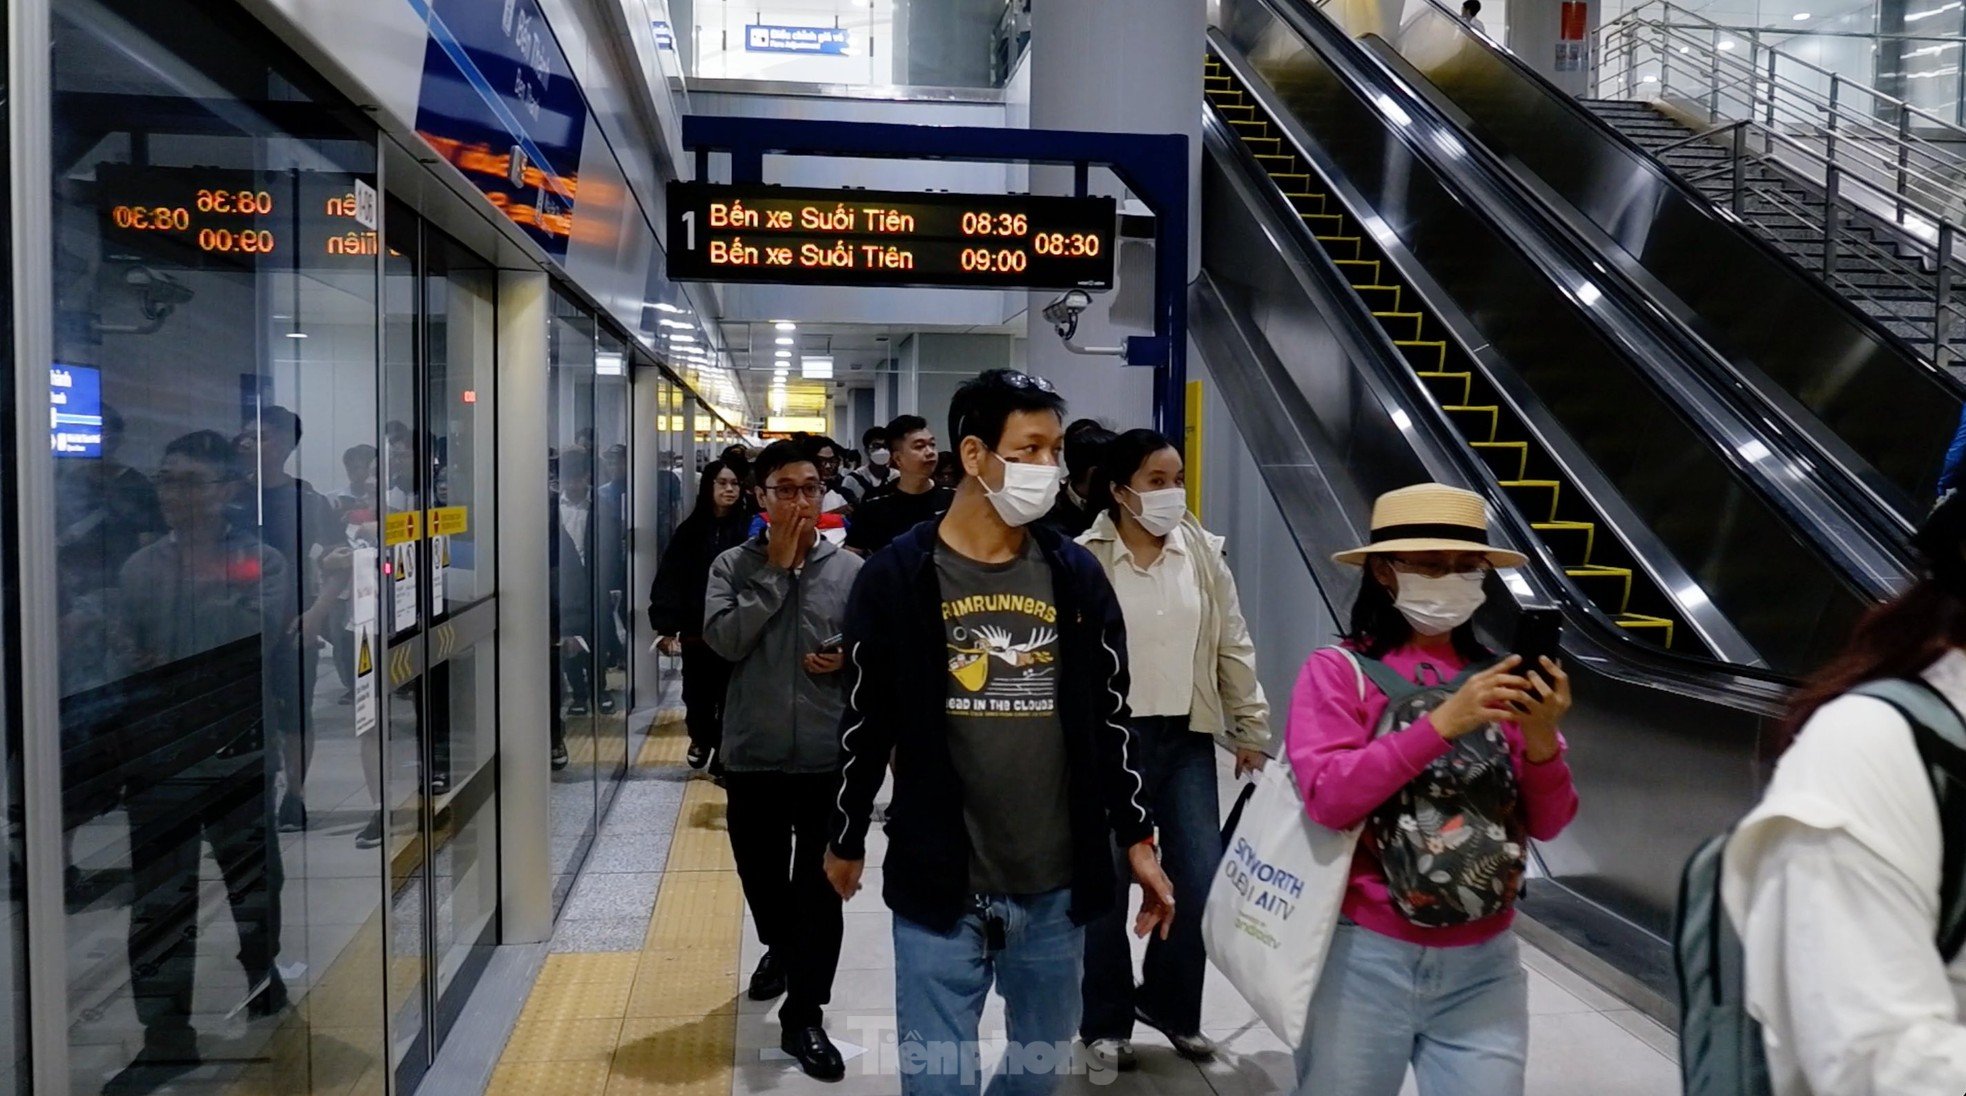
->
[427, 506, 469, 537]
[384, 511, 422, 547]
[353, 624, 378, 738]
[391, 542, 417, 633]
[431, 534, 448, 611]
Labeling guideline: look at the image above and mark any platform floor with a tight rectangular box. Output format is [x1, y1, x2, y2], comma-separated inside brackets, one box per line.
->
[482, 718, 1680, 1096]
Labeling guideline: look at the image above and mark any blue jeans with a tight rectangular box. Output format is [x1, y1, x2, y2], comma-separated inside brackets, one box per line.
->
[1292, 922, 1528, 1096]
[1081, 717, 1221, 1039]
[893, 889, 1085, 1096]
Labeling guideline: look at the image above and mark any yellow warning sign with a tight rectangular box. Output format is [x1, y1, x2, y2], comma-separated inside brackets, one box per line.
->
[427, 506, 469, 537]
[356, 633, 373, 677]
[384, 511, 422, 546]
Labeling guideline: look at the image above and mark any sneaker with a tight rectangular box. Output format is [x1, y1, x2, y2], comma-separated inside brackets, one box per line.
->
[103, 1043, 201, 1094]
[686, 743, 711, 770]
[1134, 1006, 1215, 1062]
[780, 1025, 845, 1082]
[1084, 1038, 1137, 1074]
[568, 700, 590, 717]
[598, 694, 617, 715]
[748, 952, 787, 1001]
[551, 743, 570, 771]
[355, 812, 384, 849]
[277, 797, 307, 834]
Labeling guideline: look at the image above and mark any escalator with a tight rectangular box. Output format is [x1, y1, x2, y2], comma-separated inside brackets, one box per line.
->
[1231, 0, 1966, 533]
[1192, 1, 1918, 999]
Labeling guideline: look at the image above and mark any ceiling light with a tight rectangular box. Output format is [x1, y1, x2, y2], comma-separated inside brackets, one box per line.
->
[1718, 39, 1736, 49]
[671, 334, 696, 344]
[652, 301, 683, 313]
[776, 336, 795, 346]
[285, 331, 308, 339]
[1793, 11, 1812, 18]
[775, 349, 791, 358]
[660, 318, 692, 329]
[773, 321, 796, 331]
[802, 356, 835, 380]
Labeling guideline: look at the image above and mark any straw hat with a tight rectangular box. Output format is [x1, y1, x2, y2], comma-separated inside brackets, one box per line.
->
[1333, 483, 1527, 568]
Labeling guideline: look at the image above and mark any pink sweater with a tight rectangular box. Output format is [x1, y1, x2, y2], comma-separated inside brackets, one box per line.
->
[1285, 643, 1580, 947]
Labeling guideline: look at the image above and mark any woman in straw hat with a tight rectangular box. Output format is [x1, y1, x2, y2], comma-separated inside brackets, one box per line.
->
[1286, 483, 1578, 1096]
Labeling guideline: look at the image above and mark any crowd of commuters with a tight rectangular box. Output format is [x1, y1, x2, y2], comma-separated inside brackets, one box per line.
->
[650, 369, 1602, 1095]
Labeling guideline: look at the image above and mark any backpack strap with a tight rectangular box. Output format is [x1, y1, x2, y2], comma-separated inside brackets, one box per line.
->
[1850, 678, 1966, 963]
[1351, 653, 1497, 707]
[1323, 646, 1368, 704]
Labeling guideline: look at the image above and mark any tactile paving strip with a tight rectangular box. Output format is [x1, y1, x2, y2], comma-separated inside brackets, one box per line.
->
[488, 716, 743, 1096]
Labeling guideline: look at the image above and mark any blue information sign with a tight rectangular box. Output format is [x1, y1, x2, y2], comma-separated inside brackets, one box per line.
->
[51, 363, 103, 459]
[743, 24, 852, 55]
[409, 0, 588, 260]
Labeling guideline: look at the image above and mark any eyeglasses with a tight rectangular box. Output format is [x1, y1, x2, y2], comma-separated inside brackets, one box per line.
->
[1389, 558, 1493, 579]
[764, 483, 826, 501]
[1003, 372, 1056, 393]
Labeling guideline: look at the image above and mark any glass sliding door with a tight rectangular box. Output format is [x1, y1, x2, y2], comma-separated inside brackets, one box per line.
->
[593, 331, 630, 787]
[379, 205, 500, 1089]
[48, 0, 387, 1092]
[547, 293, 598, 909]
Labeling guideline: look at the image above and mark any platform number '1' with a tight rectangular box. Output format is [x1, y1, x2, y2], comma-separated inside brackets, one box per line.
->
[681, 209, 694, 251]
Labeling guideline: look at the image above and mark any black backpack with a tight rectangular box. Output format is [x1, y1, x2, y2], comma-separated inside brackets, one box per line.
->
[1675, 677, 1966, 1096]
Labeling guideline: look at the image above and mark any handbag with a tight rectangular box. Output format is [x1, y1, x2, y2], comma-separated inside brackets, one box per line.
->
[1202, 647, 1366, 1045]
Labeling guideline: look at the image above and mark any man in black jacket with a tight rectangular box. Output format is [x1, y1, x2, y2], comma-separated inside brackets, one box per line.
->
[826, 370, 1174, 1096]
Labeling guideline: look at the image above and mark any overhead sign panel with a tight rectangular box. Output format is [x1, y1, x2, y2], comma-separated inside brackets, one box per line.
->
[744, 24, 852, 55]
[666, 183, 1116, 291]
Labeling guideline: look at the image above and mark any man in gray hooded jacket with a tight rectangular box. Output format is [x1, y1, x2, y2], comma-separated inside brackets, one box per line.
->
[704, 438, 862, 1081]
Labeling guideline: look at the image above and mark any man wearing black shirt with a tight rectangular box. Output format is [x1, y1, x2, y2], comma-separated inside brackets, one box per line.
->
[844, 415, 953, 557]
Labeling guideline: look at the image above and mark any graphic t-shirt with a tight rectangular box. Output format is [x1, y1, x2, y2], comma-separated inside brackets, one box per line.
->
[936, 536, 1075, 894]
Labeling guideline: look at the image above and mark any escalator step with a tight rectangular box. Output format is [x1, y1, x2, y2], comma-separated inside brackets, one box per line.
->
[1229, 117, 1270, 132]
[1567, 565, 1636, 614]
[1531, 521, 1597, 566]
[1285, 192, 1328, 215]
[1336, 260, 1381, 286]
[1318, 235, 1363, 260]
[1301, 210, 1343, 231]
[1615, 614, 1677, 648]
[1472, 440, 1530, 481]
[1397, 340, 1447, 371]
[1445, 405, 1502, 443]
[1354, 284, 1401, 311]
[1255, 153, 1298, 171]
[1417, 370, 1472, 405]
[1500, 479, 1562, 522]
[1373, 311, 1425, 341]
[1214, 102, 1256, 120]
[1241, 135, 1284, 154]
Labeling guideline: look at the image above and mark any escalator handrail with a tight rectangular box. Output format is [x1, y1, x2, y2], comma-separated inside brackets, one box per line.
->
[1223, 5, 1917, 603]
[1199, 108, 1795, 703]
[1360, 0, 1966, 401]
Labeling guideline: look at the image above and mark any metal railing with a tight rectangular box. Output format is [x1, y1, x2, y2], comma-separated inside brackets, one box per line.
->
[1596, 0, 1966, 367]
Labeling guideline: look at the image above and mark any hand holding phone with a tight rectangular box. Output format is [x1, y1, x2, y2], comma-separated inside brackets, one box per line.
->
[1513, 609, 1563, 674]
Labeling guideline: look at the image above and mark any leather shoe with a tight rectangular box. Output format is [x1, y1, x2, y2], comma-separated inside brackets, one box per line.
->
[781, 1025, 845, 1082]
[748, 951, 786, 1001]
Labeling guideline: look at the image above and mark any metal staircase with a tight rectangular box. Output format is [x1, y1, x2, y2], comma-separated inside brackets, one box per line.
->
[1594, 1, 1966, 371]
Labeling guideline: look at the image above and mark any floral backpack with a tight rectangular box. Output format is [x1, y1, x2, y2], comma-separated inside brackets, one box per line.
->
[1340, 649, 1526, 927]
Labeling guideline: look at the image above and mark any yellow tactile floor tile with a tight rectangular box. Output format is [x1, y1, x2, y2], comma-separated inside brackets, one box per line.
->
[644, 872, 745, 950]
[661, 783, 736, 873]
[637, 718, 691, 768]
[536, 952, 643, 986]
[487, 1058, 614, 1096]
[607, 1013, 739, 1095]
[500, 1016, 626, 1062]
[516, 977, 638, 1023]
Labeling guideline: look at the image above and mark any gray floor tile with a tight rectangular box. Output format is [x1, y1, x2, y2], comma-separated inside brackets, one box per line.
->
[562, 871, 663, 922]
[1601, 1009, 1678, 1060]
[584, 833, 674, 874]
[1527, 1010, 1679, 1094]
[1526, 967, 1597, 1016]
[548, 918, 648, 953]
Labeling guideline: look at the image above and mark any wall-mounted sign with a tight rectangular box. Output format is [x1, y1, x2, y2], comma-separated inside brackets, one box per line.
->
[666, 183, 1116, 291]
[744, 24, 851, 55]
[51, 364, 103, 459]
[95, 165, 379, 267]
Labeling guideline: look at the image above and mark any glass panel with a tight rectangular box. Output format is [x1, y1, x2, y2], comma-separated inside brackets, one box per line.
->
[426, 238, 497, 615]
[50, 0, 386, 1091]
[0, 0, 25, 1080]
[547, 293, 598, 907]
[595, 331, 631, 781]
[427, 643, 498, 1001]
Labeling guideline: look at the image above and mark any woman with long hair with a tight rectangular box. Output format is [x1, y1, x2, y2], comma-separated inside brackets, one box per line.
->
[1074, 429, 1270, 1070]
[649, 460, 752, 772]
[1287, 483, 1577, 1096]
[1723, 493, 1966, 1095]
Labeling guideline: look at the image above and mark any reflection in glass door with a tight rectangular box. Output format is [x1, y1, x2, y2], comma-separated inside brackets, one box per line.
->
[380, 203, 501, 1088]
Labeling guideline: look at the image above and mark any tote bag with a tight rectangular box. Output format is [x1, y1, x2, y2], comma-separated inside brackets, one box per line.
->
[1202, 650, 1365, 1045]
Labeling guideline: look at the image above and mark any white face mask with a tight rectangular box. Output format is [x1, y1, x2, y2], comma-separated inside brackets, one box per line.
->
[869, 448, 890, 467]
[981, 450, 1061, 527]
[1392, 570, 1488, 636]
[1124, 486, 1188, 538]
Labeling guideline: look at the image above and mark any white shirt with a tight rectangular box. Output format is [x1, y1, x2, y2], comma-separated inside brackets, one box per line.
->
[1108, 527, 1202, 719]
[1724, 649, 1966, 1096]
[560, 494, 590, 565]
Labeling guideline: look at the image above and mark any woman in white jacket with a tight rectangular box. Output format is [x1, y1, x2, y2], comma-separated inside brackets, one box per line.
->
[1073, 428, 1271, 1071]
[1724, 492, 1966, 1095]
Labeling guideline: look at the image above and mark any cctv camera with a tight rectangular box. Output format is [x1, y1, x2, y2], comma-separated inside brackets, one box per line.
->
[1041, 289, 1093, 331]
[126, 265, 195, 309]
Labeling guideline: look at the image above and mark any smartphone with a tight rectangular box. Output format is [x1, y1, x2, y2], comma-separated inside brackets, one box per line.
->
[1513, 609, 1563, 674]
[819, 633, 845, 655]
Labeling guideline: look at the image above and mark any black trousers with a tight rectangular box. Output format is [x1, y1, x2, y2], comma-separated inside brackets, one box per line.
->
[724, 770, 843, 1030]
[679, 644, 733, 754]
[124, 752, 283, 1051]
